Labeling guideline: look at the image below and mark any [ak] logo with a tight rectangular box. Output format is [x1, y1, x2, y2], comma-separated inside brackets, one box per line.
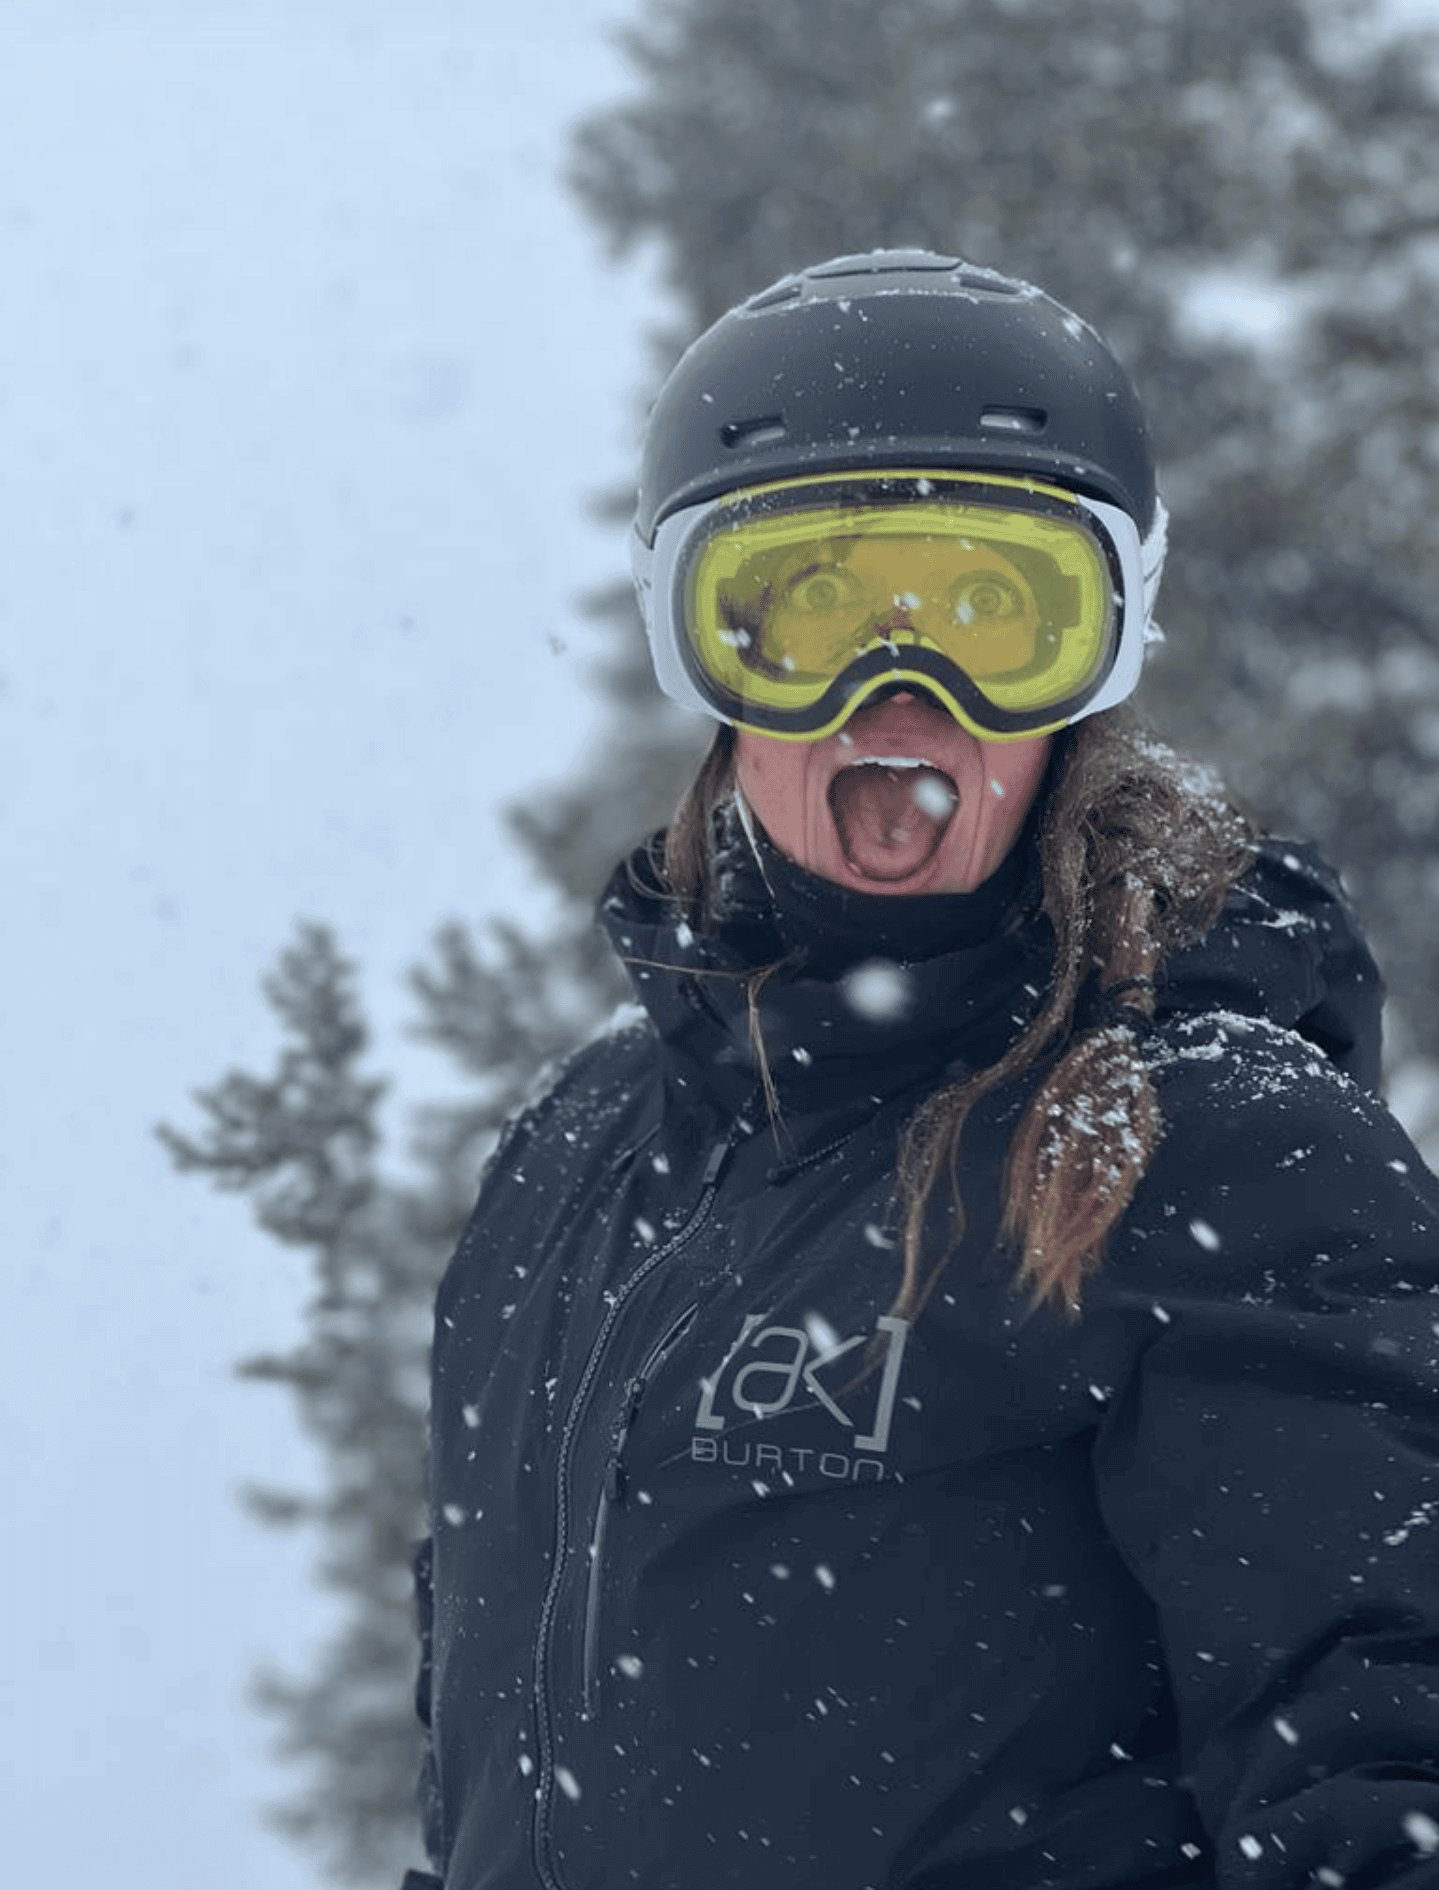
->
[691, 1313, 910, 1477]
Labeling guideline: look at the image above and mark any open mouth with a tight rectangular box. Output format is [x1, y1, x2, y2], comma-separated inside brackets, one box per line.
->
[827, 757, 959, 883]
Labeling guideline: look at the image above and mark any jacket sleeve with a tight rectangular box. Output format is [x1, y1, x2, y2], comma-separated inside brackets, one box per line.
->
[409, 1534, 447, 1886]
[1096, 1020, 1439, 1889]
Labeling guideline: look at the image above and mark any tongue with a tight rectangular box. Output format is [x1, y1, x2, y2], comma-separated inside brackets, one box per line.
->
[827, 764, 958, 883]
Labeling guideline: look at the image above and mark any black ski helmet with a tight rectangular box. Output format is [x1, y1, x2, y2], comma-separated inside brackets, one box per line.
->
[634, 249, 1158, 549]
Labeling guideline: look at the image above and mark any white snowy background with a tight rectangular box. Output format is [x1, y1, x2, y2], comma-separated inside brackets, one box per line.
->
[0, 2, 659, 1884]
[5, 2, 1439, 1887]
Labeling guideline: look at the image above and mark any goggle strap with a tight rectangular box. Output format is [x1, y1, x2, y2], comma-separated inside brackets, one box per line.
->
[1140, 498, 1168, 619]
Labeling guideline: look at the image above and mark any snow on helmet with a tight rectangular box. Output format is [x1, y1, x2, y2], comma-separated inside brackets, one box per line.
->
[632, 250, 1168, 743]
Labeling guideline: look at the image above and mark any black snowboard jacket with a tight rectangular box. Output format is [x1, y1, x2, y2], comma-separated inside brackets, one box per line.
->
[410, 832, 1439, 1890]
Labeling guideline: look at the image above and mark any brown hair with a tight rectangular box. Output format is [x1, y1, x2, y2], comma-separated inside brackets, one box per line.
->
[662, 712, 1255, 1315]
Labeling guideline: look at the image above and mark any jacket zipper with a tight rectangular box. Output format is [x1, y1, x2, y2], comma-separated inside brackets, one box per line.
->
[531, 1132, 736, 1890]
[580, 1300, 700, 1720]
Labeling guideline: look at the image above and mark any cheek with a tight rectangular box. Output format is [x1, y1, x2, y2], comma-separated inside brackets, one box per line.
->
[733, 734, 811, 854]
[984, 736, 1052, 806]
[967, 736, 1052, 860]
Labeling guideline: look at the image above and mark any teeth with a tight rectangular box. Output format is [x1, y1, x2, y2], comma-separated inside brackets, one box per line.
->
[846, 754, 931, 769]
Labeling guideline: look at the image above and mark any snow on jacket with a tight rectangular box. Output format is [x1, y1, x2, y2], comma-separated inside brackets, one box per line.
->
[411, 831, 1439, 1890]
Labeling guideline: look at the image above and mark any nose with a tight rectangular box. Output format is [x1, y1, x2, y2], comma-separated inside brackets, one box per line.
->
[873, 606, 919, 640]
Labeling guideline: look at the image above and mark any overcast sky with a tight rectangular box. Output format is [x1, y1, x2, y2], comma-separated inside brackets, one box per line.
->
[0, 3, 660, 1884]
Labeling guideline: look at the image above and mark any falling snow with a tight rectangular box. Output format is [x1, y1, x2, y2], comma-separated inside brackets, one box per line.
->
[1405, 1812, 1439, 1855]
[805, 1310, 841, 1353]
[911, 773, 957, 819]
[843, 959, 913, 1022]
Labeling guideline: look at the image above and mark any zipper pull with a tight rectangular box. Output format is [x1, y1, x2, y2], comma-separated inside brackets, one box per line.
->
[604, 1454, 626, 1502]
[611, 1374, 645, 1435]
[702, 1136, 732, 1189]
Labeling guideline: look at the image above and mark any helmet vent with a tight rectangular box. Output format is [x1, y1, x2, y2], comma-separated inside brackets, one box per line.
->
[810, 251, 961, 278]
[955, 271, 1022, 297]
[980, 405, 1047, 434]
[720, 414, 787, 449]
[747, 281, 803, 311]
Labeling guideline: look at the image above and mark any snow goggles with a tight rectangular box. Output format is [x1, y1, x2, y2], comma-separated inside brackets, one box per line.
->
[638, 470, 1151, 742]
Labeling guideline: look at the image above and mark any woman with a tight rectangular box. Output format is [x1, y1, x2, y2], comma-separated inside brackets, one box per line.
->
[407, 252, 1439, 1890]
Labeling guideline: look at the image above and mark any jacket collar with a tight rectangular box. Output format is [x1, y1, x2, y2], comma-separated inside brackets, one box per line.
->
[598, 802, 1055, 1124]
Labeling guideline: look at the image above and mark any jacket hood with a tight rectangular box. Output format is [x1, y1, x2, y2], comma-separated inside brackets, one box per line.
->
[1154, 838, 1383, 1091]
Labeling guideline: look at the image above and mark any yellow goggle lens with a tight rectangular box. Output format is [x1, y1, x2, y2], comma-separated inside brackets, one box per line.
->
[685, 491, 1115, 718]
